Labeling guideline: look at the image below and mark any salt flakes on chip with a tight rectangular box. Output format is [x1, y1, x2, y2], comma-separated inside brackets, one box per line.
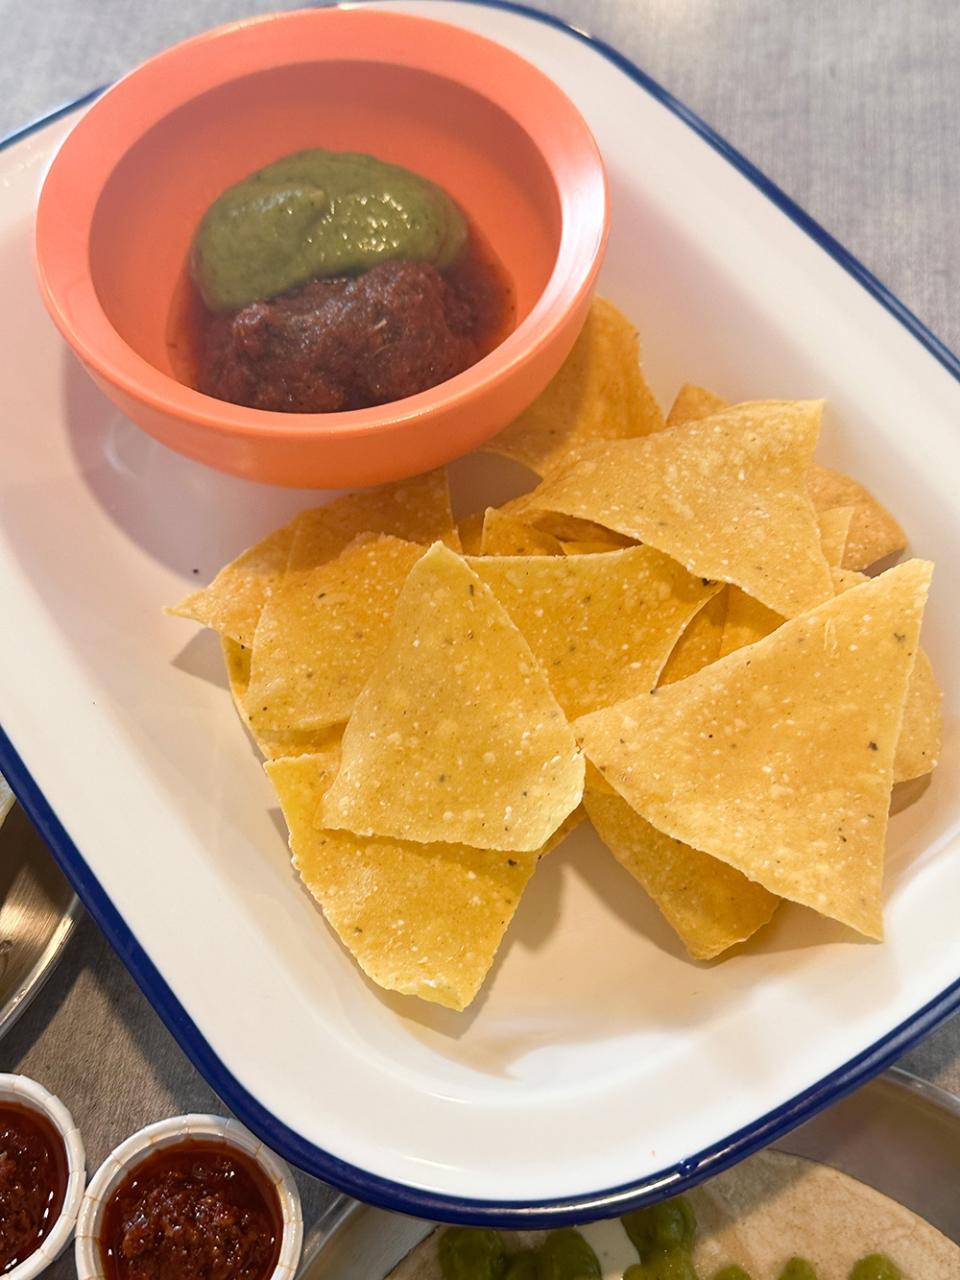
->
[222, 638, 343, 762]
[584, 786, 779, 960]
[483, 298, 664, 476]
[247, 536, 425, 733]
[526, 401, 834, 618]
[576, 561, 933, 939]
[267, 752, 542, 1011]
[471, 546, 721, 718]
[322, 542, 584, 851]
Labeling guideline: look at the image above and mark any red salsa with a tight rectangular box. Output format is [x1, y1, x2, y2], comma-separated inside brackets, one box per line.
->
[99, 1139, 282, 1280]
[0, 1101, 68, 1274]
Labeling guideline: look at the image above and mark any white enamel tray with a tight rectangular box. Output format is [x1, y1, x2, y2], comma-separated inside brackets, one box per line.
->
[1, 0, 958, 1225]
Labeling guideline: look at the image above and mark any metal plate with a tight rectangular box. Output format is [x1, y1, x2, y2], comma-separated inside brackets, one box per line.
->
[296, 1068, 960, 1277]
[0, 803, 79, 1041]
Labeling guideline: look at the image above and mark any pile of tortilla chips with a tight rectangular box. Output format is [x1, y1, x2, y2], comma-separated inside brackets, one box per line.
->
[167, 298, 940, 1010]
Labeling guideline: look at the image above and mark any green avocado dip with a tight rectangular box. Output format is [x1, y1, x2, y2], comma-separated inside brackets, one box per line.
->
[190, 148, 469, 311]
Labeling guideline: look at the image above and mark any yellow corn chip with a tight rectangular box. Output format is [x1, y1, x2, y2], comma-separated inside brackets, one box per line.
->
[457, 511, 485, 557]
[287, 469, 459, 572]
[576, 561, 933, 938]
[666, 384, 729, 428]
[528, 510, 635, 548]
[832, 568, 941, 783]
[894, 648, 942, 782]
[526, 401, 834, 618]
[167, 522, 295, 647]
[584, 787, 779, 960]
[479, 508, 563, 557]
[322, 543, 584, 851]
[561, 541, 627, 556]
[267, 752, 544, 1011]
[221, 638, 342, 761]
[808, 464, 906, 570]
[719, 589, 782, 659]
[818, 505, 855, 568]
[247, 536, 425, 734]
[470, 547, 721, 718]
[659, 591, 729, 685]
[482, 298, 664, 475]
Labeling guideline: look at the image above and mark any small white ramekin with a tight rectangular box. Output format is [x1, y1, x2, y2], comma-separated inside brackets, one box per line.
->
[74, 1113, 303, 1280]
[0, 1073, 86, 1279]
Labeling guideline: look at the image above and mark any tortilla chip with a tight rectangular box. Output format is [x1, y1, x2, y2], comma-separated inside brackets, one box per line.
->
[167, 522, 295, 647]
[482, 298, 664, 475]
[659, 591, 729, 685]
[561, 541, 628, 556]
[832, 568, 941, 784]
[575, 561, 933, 938]
[221, 638, 342, 761]
[247, 536, 425, 733]
[529, 511, 634, 548]
[666, 384, 729, 428]
[456, 511, 485, 557]
[718, 589, 782, 659]
[287, 469, 458, 572]
[584, 787, 779, 959]
[469, 547, 721, 718]
[894, 648, 942, 782]
[818, 505, 855, 568]
[268, 751, 545, 1011]
[808, 464, 906, 570]
[322, 543, 584, 851]
[479, 508, 563, 557]
[526, 401, 833, 618]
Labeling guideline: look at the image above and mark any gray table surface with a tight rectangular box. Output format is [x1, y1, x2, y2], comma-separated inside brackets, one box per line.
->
[2, 0, 959, 1275]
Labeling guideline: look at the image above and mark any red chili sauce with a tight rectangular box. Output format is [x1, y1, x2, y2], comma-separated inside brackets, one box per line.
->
[0, 1101, 68, 1274]
[98, 1139, 282, 1280]
[176, 231, 513, 415]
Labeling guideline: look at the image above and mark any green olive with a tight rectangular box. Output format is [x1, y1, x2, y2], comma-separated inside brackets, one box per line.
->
[778, 1259, 817, 1280]
[536, 1229, 601, 1279]
[504, 1252, 540, 1280]
[622, 1198, 697, 1260]
[849, 1256, 902, 1280]
[438, 1227, 507, 1280]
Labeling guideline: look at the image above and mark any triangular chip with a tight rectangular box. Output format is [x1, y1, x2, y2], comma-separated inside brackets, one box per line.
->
[894, 648, 942, 782]
[456, 511, 485, 557]
[526, 401, 834, 617]
[470, 547, 721, 718]
[808, 464, 906, 570]
[833, 568, 941, 783]
[221, 638, 342, 761]
[659, 591, 728, 685]
[718, 589, 782, 659]
[482, 298, 664, 475]
[286, 469, 458, 572]
[575, 561, 933, 937]
[268, 752, 543, 1011]
[818, 505, 855, 568]
[561, 541, 628, 556]
[167, 522, 295, 647]
[584, 787, 779, 960]
[666, 384, 729, 428]
[529, 511, 634, 548]
[322, 543, 584, 851]
[246, 536, 425, 733]
[479, 508, 563, 557]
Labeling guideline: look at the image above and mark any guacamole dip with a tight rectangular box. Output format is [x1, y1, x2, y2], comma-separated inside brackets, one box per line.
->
[190, 149, 468, 311]
[388, 1151, 960, 1280]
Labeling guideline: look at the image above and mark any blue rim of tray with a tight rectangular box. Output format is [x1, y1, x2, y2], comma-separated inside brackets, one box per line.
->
[3, 0, 960, 1228]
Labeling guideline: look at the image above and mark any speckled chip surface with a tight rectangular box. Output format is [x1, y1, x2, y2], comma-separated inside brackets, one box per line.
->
[526, 400, 834, 618]
[478, 507, 562, 557]
[482, 297, 664, 475]
[576, 560, 933, 938]
[322, 542, 584, 851]
[470, 546, 721, 718]
[247, 535, 425, 733]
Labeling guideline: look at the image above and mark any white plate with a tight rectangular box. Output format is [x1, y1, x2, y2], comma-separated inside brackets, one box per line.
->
[1, 0, 959, 1225]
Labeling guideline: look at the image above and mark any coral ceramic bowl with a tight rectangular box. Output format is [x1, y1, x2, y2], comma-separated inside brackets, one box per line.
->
[35, 6, 607, 488]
